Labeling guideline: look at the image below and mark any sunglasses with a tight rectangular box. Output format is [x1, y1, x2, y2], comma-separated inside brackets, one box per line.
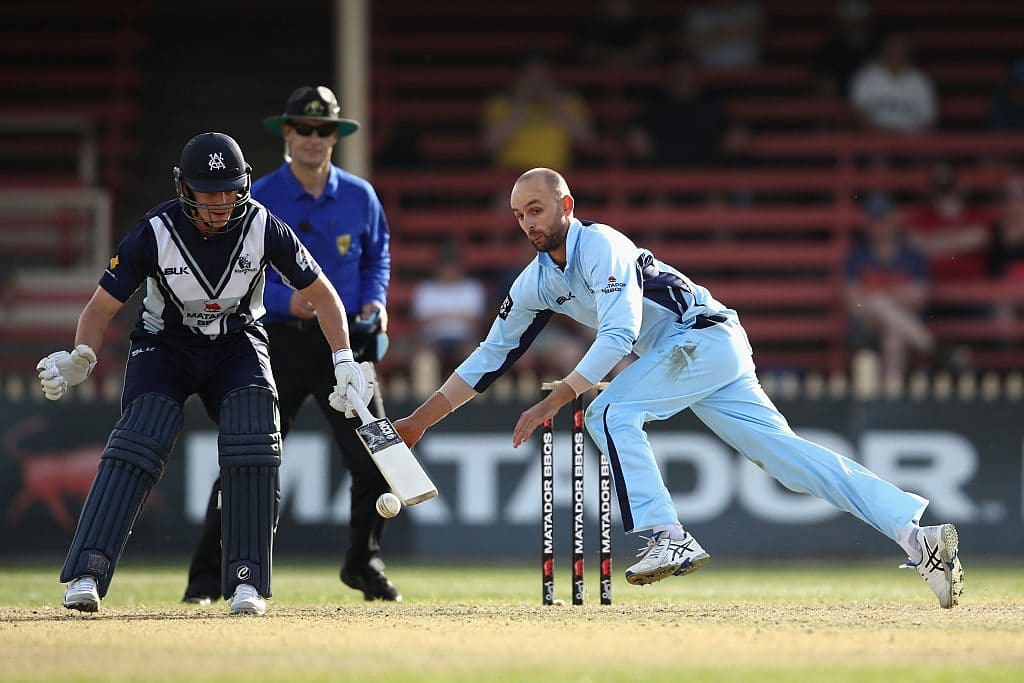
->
[289, 121, 339, 138]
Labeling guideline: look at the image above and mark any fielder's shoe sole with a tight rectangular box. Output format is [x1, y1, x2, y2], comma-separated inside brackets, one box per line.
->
[904, 523, 964, 609]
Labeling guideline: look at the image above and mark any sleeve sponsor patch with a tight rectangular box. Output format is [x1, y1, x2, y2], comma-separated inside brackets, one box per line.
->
[296, 245, 312, 270]
[498, 293, 513, 320]
[600, 275, 625, 294]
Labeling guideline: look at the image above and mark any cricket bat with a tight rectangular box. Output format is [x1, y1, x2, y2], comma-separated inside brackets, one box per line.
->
[345, 386, 438, 505]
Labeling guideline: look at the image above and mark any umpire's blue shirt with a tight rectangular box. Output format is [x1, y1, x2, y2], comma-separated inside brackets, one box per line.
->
[253, 163, 391, 324]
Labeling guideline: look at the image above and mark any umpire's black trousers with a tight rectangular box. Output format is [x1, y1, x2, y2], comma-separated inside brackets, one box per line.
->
[186, 321, 390, 591]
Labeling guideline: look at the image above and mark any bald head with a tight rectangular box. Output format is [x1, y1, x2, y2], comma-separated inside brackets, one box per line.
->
[513, 168, 571, 204]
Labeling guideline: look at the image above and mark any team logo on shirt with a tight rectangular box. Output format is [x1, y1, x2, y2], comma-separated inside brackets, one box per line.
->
[601, 275, 625, 294]
[208, 152, 226, 170]
[108, 255, 119, 270]
[235, 254, 255, 274]
[498, 293, 513, 320]
[336, 234, 351, 255]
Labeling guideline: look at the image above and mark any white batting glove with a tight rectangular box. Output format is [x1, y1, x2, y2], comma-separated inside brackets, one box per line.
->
[328, 352, 375, 417]
[36, 344, 97, 401]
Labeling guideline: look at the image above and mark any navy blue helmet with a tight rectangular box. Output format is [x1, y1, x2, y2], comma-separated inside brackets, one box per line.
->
[173, 132, 252, 229]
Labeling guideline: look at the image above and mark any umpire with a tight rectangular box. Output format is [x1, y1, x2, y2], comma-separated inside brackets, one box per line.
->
[183, 85, 399, 602]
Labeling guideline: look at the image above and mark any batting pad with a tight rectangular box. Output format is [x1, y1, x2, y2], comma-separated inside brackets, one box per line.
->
[218, 386, 282, 599]
[61, 393, 182, 597]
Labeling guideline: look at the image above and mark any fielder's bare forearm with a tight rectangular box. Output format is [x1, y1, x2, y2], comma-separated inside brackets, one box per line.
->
[408, 387, 458, 431]
[74, 286, 124, 352]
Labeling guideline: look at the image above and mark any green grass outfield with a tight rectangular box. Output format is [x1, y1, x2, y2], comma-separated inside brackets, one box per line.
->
[1, 561, 1022, 682]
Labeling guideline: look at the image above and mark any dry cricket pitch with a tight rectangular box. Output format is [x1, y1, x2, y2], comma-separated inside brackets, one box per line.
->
[1, 563, 1022, 682]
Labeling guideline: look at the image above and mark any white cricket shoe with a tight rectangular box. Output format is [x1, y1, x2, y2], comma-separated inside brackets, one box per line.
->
[63, 575, 100, 613]
[229, 583, 266, 616]
[901, 523, 964, 609]
[625, 531, 711, 585]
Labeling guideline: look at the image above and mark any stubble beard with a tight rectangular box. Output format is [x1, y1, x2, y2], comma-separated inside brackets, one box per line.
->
[530, 218, 568, 253]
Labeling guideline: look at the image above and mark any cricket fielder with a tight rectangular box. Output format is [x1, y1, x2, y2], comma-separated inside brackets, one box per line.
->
[394, 167, 964, 609]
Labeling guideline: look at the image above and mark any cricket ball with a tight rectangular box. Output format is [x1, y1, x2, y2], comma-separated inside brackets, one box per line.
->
[376, 492, 402, 518]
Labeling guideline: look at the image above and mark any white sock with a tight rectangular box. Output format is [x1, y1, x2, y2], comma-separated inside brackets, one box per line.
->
[652, 523, 686, 541]
[898, 523, 923, 564]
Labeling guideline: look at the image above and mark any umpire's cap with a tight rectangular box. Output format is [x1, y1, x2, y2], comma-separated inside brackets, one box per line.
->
[263, 86, 360, 138]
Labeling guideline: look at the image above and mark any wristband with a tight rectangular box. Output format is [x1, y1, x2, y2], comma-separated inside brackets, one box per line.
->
[332, 348, 354, 365]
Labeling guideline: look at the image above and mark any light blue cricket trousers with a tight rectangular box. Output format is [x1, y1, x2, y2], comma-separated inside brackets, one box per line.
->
[584, 314, 928, 541]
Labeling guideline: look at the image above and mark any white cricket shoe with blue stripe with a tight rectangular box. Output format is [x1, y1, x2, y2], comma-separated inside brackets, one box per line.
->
[901, 523, 964, 609]
[625, 530, 711, 585]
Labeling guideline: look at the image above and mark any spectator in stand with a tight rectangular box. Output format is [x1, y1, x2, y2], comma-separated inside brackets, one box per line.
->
[845, 193, 934, 379]
[989, 171, 1024, 280]
[989, 56, 1024, 132]
[815, 0, 878, 98]
[579, 0, 659, 68]
[410, 245, 487, 381]
[988, 172, 1024, 334]
[905, 163, 993, 283]
[850, 32, 937, 134]
[624, 59, 746, 168]
[482, 52, 595, 172]
[0, 262, 15, 318]
[374, 117, 425, 170]
[683, 0, 763, 69]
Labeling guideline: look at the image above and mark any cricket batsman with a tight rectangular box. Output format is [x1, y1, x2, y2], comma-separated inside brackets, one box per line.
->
[38, 132, 371, 616]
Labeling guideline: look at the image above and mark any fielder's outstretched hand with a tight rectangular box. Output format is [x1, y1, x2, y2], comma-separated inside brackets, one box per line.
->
[393, 417, 425, 449]
[36, 344, 97, 400]
[512, 400, 559, 448]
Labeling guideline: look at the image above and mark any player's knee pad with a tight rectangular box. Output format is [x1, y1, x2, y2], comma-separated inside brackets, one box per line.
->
[218, 386, 281, 599]
[61, 393, 182, 596]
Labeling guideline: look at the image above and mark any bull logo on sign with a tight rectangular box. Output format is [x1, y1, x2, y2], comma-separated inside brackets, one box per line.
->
[4, 416, 165, 533]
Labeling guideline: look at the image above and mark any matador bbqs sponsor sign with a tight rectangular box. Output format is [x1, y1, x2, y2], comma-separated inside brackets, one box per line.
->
[1, 398, 1021, 557]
